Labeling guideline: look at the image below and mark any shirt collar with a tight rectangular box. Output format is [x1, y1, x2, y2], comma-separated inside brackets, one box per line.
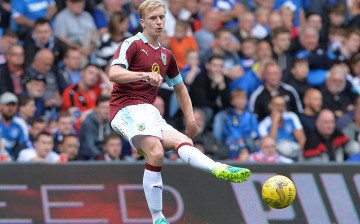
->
[136, 32, 162, 47]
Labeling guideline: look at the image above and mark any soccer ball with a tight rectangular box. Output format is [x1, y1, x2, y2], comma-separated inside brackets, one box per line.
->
[262, 175, 296, 209]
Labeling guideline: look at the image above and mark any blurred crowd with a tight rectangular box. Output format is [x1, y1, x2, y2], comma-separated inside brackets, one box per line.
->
[0, 0, 360, 164]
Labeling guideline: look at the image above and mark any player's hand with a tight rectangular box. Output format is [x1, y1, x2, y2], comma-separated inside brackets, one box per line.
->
[185, 120, 199, 139]
[147, 72, 163, 87]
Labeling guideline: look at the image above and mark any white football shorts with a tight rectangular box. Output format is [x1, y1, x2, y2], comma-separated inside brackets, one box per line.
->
[110, 104, 175, 147]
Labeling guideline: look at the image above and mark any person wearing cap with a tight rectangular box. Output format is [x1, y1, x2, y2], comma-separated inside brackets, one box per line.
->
[54, 0, 97, 58]
[0, 92, 28, 159]
[23, 73, 47, 118]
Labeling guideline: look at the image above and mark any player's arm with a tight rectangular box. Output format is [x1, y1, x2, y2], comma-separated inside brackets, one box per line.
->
[109, 65, 162, 86]
[173, 82, 198, 138]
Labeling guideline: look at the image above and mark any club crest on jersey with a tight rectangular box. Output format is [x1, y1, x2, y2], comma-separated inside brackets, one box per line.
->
[137, 123, 145, 131]
[152, 63, 160, 74]
[161, 53, 167, 65]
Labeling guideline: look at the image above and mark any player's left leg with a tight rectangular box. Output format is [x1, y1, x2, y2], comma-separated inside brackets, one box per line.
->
[161, 130, 251, 183]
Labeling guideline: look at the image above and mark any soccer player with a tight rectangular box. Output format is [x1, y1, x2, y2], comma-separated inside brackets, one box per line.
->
[108, 1, 251, 224]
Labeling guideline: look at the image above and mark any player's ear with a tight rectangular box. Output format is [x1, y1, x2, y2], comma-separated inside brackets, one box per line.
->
[140, 19, 145, 29]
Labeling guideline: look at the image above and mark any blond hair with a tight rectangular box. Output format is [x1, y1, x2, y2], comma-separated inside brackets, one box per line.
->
[138, 0, 166, 19]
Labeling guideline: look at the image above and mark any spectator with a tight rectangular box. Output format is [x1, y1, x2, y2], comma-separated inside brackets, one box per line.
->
[255, 40, 273, 62]
[95, 133, 123, 161]
[17, 95, 36, 137]
[192, 107, 229, 160]
[230, 57, 272, 100]
[0, 92, 27, 158]
[268, 11, 283, 32]
[202, 28, 242, 80]
[303, 109, 359, 162]
[222, 88, 259, 154]
[279, 1, 298, 39]
[169, 19, 198, 70]
[22, 74, 47, 117]
[54, 0, 97, 58]
[164, 0, 191, 37]
[347, 0, 360, 28]
[25, 49, 62, 111]
[249, 59, 303, 121]
[0, 29, 18, 64]
[57, 134, 79, 161]
[23, 18, 67, 68]
[61, 64, 101, 113]
[238, 37, 257, 73]
[321, 66, 354, 119]
[127, 0, 143, 34]
[252, 7, 270, 40]
[52, 112, 76, 152]
[327, 27, 346, 54]
[287, 58, 311, 102]
[78, 95, 111, 160]
[10, 0, 57, 39]
[271, 27, 292, 82]
[26, 117, 46, 148]
[94, 12, 132, 69]
[249, 135, 293, 163]
[294, 26, 334, 86]
[187, 0, 214, 32]
[308, 0, 347, 28]
[233, 11, 255, 42]
[189, 55, 231, 120]
[17, 131, 60, 163]
[0, 44, 25, 95]
[328, 3, 347, 28]
[91, 0, 125, 36]
[305, 13, 325, 42]
[180, 49, 201, 89]
[258, 95, 306, 160]
[213, 0, 244, 30]
[56, 47, 82, 93]
[194, 9, 219, 59]
[335, 28, 360, 61]
[299, 88, 323, 134]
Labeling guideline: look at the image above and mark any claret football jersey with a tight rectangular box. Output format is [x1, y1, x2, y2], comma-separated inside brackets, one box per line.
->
[110, 32, 183, 121]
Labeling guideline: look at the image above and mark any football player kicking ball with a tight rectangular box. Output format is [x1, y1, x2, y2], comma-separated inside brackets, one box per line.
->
[108, 1, 251, 223]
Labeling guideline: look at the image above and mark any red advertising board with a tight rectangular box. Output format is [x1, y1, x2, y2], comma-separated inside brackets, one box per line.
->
[0, 163, 359, 223]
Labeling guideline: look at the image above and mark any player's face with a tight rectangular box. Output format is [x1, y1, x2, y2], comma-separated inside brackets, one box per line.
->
[141, 7, 166, 38]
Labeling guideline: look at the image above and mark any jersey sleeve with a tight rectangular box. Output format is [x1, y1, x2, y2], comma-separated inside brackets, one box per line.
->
[111, 39, 137, 69]
[164, 52, 183, 87]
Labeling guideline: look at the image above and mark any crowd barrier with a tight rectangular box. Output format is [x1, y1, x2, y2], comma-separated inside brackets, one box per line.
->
[0, 162, 359, 224]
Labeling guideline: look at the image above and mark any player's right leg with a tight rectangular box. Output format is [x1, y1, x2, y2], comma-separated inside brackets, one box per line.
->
[111, 105, 169, 224]
[132, 135, 168, 224]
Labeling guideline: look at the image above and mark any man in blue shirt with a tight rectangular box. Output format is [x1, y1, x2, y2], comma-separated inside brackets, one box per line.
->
[10, 0, 57, 38]
[0, 92, 28, 158]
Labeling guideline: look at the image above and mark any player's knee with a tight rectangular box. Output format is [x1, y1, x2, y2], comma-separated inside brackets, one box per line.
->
[147, 148, 165, 161]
